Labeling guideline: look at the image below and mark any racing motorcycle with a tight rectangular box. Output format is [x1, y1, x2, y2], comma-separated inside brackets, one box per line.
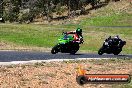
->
[98, 37, 126, 55]
[51, 32, 83, 54]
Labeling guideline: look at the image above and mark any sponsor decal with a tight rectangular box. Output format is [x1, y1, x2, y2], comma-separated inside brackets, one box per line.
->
[76, 65, 131, 85]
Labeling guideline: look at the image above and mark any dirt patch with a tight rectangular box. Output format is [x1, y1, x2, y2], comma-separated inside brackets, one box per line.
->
[0, 41, 51, 52]
[0, 59, 131, 88]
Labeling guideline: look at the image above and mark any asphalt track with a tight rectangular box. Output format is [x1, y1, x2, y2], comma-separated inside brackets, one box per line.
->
[0, 51, 131, 62]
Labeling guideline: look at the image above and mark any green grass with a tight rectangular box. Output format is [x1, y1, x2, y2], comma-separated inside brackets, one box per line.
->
[0, 12, 132, 54]
[80, 13, 132, 26]
[0, 24, 62, 47]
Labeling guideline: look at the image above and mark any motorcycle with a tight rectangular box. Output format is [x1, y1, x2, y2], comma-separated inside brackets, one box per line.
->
[51, 32, 83, 54]
[98, 38, 126, 55]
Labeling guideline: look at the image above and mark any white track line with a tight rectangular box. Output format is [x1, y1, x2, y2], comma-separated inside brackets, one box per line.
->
[0, 58, 111, 65]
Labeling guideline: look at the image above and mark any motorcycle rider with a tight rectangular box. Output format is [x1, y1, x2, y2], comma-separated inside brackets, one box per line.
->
[104, 36, 112, 46]
[105, 35, 122, 47]
[113, 35, 122, 46]
[66, 28, 83, 44]
[105, 36, 111, 42]
[114, 35, 122, 41]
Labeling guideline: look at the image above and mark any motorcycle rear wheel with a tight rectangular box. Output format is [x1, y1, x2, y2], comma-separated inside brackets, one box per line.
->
[51, 44, 59, 54]
[98, 47, 104, 55]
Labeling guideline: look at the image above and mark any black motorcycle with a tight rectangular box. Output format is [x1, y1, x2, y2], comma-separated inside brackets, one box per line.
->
[51, 32, 83, 54]
[98, 37, 126, 55]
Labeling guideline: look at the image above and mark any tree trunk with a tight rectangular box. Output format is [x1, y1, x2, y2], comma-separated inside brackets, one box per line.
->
[68, 0, 71, 17]
[0, 0, 3, 17]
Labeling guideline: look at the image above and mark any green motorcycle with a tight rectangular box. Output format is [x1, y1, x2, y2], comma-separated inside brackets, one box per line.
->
[51, 32, 83, 54]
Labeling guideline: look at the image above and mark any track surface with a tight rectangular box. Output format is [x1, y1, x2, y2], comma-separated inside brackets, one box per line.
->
[0, 51, 131, 62]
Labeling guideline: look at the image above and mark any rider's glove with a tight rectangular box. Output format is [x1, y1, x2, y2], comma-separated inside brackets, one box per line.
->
[80, 38, 84, 44]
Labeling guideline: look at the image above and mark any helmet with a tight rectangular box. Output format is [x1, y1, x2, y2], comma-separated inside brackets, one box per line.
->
[76, 28, 82, 35]
[114, 35, 119, 39]
[108, 36, 111, 40]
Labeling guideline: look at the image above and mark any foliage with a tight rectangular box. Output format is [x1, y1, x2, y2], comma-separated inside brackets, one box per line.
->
[1, 0, 101, 22]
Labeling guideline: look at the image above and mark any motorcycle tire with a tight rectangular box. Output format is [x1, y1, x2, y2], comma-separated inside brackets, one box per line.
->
[76, 75, 87, 85]
[70, 49, 78, 55]
[70, 44, 79, 55]
[113, 52, 120, 55]
[113, 50, 121, 55]
[98, 47, 104, 55]
[51, 44, 59, 54]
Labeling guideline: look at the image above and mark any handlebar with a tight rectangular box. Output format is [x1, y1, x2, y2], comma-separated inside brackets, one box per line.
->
[62, 32, 67, 35]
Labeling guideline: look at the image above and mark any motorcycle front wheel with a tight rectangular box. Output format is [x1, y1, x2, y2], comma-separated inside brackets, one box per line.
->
[113, 49, 121, 55]
[70, 44, 79, 55]
[70, 49, 78, 55]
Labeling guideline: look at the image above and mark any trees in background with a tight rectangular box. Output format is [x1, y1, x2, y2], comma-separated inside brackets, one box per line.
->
[2, 0, 21, 22]
[2, 0, 103, 23]
[0, 0, 3, 17]
[0, 0, 5, 22]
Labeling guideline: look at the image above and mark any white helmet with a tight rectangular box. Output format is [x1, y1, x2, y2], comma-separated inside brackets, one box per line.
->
[114, 35, 119, 39]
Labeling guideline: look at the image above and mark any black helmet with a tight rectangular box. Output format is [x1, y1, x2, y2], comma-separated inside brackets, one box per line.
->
[76, 28, 82, 35]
